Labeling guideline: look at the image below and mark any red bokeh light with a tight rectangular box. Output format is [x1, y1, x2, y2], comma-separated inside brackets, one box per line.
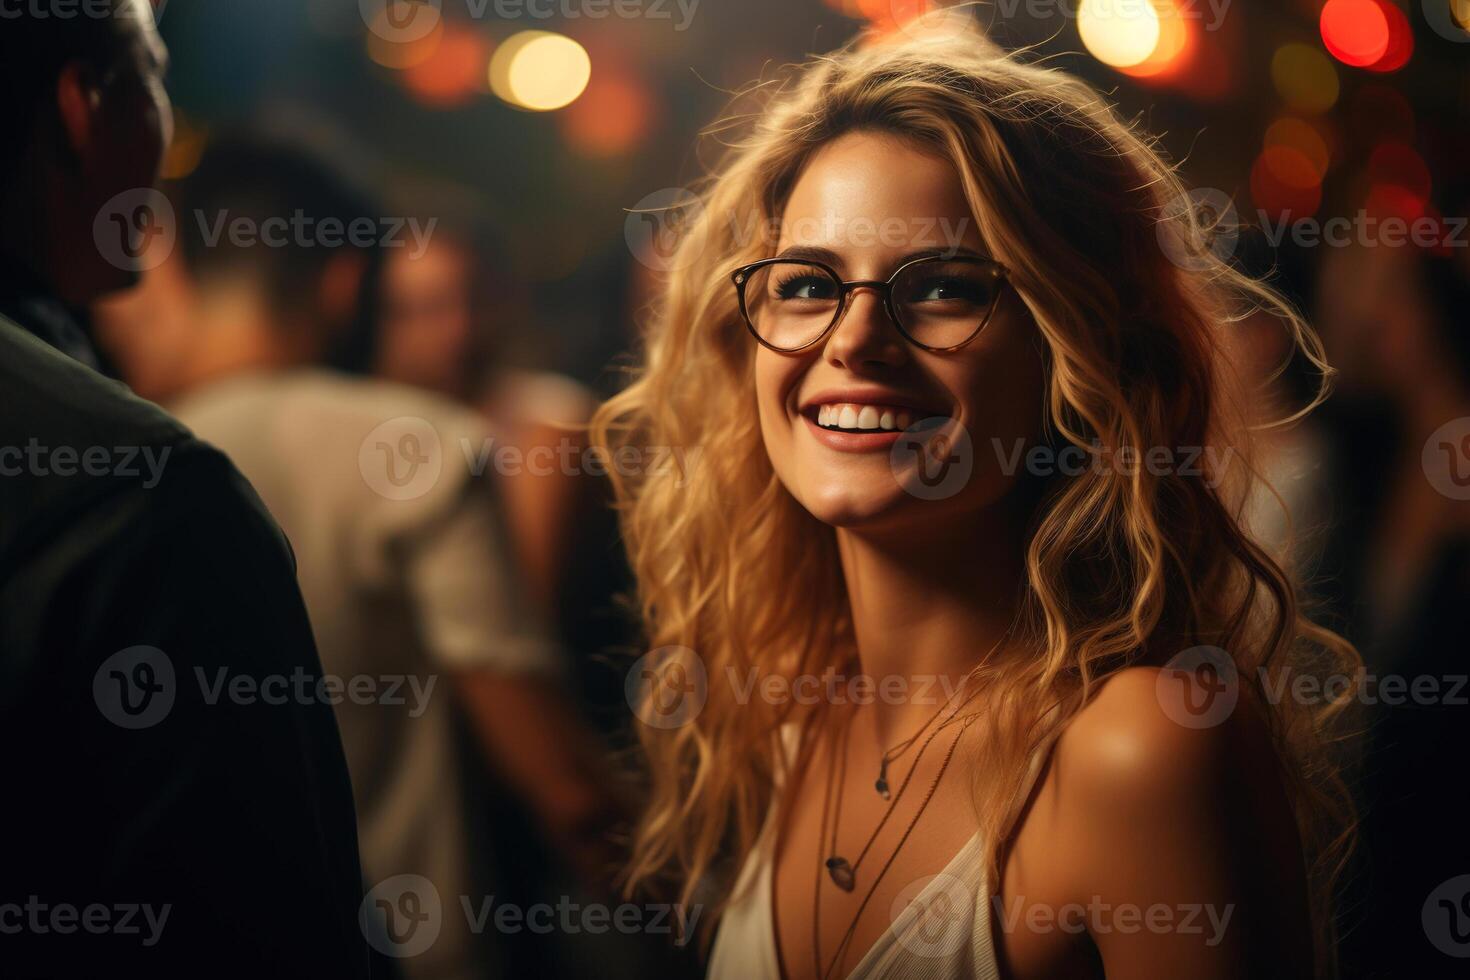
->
[1320, 0, 1390, 68]
[1348, 83, 1416, 144]
[1364, 183, 1428, 224]
[1366, 1, 1413, 73]
[1366, 142, 1432, 216]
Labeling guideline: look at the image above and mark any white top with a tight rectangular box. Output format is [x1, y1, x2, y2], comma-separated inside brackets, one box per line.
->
[173, 370, 557, 980]
[708, 729, 1002, 980]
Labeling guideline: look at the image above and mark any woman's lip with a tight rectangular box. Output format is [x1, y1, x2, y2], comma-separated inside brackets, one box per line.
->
[801, 413, 904, 452]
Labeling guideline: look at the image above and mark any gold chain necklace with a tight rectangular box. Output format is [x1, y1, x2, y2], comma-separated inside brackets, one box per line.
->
[823, 680, 986, 891]
[813, 714, 977, 980]
[869, 633, 1008, 799]
[872, 674, 974, 799]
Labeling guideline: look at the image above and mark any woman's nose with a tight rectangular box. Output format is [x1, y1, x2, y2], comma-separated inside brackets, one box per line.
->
[822, 287, 906, 370]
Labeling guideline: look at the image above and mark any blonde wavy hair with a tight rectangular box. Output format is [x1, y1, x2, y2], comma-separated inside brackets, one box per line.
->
[593, 18, 1359, 973]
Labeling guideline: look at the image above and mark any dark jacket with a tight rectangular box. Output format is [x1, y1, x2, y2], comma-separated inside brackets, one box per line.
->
[0, 307, 370, 978]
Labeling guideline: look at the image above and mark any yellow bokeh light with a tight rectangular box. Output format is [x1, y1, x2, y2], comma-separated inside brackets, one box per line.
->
[1454, 0, 1470, 29]
[1119, 0, 1189, 78]
[488, 31, 541, 103]
[489, 31, 591, 112]
[1078, 0, 1161, 69]
[1270, 43, 1340, 115]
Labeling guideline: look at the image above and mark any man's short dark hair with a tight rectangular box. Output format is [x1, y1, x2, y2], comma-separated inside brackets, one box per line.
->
[179, 131, 386, 373]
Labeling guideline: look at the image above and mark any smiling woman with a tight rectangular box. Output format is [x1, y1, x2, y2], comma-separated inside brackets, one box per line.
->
[593, 15, 1360, 980]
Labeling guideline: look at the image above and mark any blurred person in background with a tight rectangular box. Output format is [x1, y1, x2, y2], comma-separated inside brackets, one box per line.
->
[1229, 306, 1334, 579]
[370, 192, 686, 980]
[1313, 187, 1470, 980]
[94, 132, 623, 980]
[375, 214, 596, 618]
[0, 4, 369, 976]
[1313, 199, 1470, 645]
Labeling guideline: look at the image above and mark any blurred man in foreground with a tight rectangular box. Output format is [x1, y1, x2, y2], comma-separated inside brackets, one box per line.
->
[0, 4, 368, 976]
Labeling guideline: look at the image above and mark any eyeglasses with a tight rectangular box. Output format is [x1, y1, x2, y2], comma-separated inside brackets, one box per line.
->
[730, 254, 1008, 354]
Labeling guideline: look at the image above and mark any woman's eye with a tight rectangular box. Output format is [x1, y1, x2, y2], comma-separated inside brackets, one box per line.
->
[775, 276, 836, 301]
[911, 277, 988, 303]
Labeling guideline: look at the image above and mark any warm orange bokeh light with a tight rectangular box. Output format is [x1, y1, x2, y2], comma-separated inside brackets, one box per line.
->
[365, 12, 445, 70]
[402, 27, 491, 107]
[1265, 117, 1332, 183]
[1251, 146, 1323, 219]
[562, 71, 657, 157]
[1119, 0, 1194, 80]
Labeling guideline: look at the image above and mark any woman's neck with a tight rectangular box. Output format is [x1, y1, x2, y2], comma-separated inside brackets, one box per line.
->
[834, 500, 1030, 747]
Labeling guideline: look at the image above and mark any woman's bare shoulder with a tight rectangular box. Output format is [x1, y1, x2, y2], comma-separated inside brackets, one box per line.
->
[1051, 664, 1279, 803]
[1001, 666, 1311, 975]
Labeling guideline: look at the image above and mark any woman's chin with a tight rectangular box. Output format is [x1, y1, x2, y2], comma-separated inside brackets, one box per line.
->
[795, 482, 918, 531]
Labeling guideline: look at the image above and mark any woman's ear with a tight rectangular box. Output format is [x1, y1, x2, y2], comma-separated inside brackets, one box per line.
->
[55, 59, 102, 160]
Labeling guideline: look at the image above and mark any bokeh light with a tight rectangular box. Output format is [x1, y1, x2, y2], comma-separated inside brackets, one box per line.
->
[562, 70, 657, 158]
[401, 26, 491, 108]
[1118, 0, 1192, 79]
[1349, 83, 1416, 145]
[1251, 145, 1324, 219]
[1366, 141, 1432, 219]
[364, 10, 444, 70]
[1366, 0, 1413, 73]
[490, 31, 592, 112]
[1265, 117, 1332, 183]
[1320, 0, 1390, 69]
[1271, 43, 1340, 114]
[1078, 0, 1162, 69]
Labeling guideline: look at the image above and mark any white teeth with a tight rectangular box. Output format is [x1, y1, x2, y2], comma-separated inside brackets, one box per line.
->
[812, 402, 918, 432]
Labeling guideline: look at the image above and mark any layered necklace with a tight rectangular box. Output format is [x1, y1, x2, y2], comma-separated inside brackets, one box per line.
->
[810, 668, 991, 980]
[821, 675, 985, 891]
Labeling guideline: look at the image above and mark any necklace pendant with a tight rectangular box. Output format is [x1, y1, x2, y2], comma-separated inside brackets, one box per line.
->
[824, 856, 856, 892]
[875, 776, 891, 800]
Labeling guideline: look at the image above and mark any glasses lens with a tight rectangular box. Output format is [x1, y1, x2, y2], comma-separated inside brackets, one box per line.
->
[892, 259, 1002, 349]
[741, 262, 841, 350]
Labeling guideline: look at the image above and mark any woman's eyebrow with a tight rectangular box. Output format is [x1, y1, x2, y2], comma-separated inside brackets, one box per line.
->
[770, 244, 994, 273]
[773, 244, 842, 264]
[894, 247, 988, 264]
